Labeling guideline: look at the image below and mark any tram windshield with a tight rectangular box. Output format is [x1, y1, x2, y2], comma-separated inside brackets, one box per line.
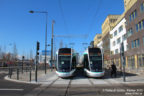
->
[58, 56, 71, 72]
[89, 55, 102, 72]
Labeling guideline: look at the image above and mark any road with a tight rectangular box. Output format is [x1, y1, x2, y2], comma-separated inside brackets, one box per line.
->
[0, 73, 40, 96]
[0, 69, 144, 96]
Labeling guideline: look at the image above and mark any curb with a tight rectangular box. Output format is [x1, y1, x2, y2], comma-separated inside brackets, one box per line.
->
[4, 75, 144, 85]
[4, 75, 40, 85]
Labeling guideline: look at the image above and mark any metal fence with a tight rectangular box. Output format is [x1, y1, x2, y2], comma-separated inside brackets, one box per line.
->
[0, 64, 54, 82]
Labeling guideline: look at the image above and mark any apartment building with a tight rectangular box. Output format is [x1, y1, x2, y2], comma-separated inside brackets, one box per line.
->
[102, 15, 121, 65]
[110, 18, 127, 69]
[125, 0, 144, 72]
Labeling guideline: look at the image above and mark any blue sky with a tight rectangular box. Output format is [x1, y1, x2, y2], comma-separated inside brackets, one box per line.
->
[0, 0, 124, 57]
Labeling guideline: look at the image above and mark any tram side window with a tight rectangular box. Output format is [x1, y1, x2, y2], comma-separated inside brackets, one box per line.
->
[72, 56, 76, 69]
[84, 55, 89, 70]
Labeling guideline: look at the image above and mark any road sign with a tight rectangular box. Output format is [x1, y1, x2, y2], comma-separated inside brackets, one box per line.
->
[42, 50, 51, 56]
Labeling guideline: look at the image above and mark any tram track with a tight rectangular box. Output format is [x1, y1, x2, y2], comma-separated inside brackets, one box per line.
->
[64, 77, 73, 96]
[36, 77, 59, 96]
[88, 78, 95, 87]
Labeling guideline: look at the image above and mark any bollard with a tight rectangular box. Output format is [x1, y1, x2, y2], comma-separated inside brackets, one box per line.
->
[17, 67, 19, 80]
[35, 65, 37, 82]
[9, 68, 12, 78]
[29, 67, 31, 82]
[9, 67, 11, 78]
[11, 68, 13, 76]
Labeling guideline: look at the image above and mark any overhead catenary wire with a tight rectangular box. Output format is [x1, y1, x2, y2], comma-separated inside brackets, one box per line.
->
[58, 0, 69, 33]
[57, 0, 102, 49]
[54, 34, 88, 38]
[87, 0, 103, 40]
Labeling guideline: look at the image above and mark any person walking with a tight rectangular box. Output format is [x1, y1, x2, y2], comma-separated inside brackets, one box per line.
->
[111, 62, 117, 78]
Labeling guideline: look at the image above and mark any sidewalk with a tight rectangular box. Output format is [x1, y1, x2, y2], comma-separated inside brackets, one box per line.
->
[5, 69, 57, 84]
[110, 74, 144, 84]
[103, 69, 144, 84]
[4, 69, 144, 85]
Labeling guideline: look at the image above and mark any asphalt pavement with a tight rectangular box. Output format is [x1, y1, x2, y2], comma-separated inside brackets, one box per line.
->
[0, 68, 144, 96]
[0, 73, 40, 96]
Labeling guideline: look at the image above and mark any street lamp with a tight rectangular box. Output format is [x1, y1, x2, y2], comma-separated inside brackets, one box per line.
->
[29, 10, 48, 74]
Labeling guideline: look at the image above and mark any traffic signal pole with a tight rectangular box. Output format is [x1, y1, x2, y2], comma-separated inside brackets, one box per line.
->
[35, 41, 40, 82]
[120, 42, 126, 82]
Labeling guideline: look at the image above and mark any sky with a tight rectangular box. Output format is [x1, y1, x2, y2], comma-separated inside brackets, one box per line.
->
[0, 0, 124, 58]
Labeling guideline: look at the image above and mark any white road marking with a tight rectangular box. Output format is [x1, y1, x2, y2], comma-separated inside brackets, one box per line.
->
[0, 89, 24, 91]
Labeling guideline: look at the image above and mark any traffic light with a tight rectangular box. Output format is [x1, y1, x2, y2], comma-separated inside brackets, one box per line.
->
[37, 42, 40, 51]
[22, 56, 25, 59]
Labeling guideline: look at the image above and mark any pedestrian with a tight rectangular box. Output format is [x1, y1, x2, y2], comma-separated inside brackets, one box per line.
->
[111, 62, 117, 78]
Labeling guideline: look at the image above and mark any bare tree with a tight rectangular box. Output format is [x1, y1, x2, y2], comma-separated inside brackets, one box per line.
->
[13, 43, 18, 61]
[30, 49, 33, 60]
[27, 52, 29, 60]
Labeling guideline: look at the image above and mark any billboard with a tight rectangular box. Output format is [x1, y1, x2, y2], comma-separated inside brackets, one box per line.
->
[42, 50, 51, 56]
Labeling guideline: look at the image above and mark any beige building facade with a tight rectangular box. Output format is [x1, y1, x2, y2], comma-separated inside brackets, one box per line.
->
[124, 0, 137, 12]
[102, 15, 121, 38]
[94, 34, 102, 47]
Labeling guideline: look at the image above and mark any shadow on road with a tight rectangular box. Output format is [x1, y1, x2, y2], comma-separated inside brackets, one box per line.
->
[104, 69, 137, 79]
[70, 68, 138, 80]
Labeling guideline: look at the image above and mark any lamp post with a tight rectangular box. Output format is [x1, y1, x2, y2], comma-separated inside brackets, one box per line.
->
[50, 20, 55, 71]
[29, 10, 48, 74]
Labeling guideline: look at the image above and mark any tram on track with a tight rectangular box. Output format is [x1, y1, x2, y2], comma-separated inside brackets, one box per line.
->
[81, 47, 105, 77]
[55, 48, 78, 78]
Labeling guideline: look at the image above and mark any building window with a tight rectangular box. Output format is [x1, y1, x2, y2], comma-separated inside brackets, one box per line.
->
[128, 56, 135, 69]
[110, 51, 112, 55]
[122, 34, 126, 41]
[140, 2, 144, 12]
[139, 22, 142, 30]
[131, 41, 134, 48]
[131, 39, 140, 48]
[141, 20, 144, 29]
[114, 30, 117, 36]
[115, 49, 118, 54]
[143, 37, 144, 45]
[119, 25, 123, 32]
[117, 37, 121, 44]
[142, 54, 144, 67]
[113, 41, 115, 46]
[136, 39, 140, 47]
[127, 28, 133, 37]
[129, 10, 137, 22]
[110, 19, 117, 23]
[131, 56, 135, 69]
[136, 24, 139, 32]
[97, 36, 101, 39]
[138, 55, 143, 67]
[129, 15, 131, 22]
[127, 45, 129, 50]
[143, 20, 144, 29]
[136, 20, 144, 32]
